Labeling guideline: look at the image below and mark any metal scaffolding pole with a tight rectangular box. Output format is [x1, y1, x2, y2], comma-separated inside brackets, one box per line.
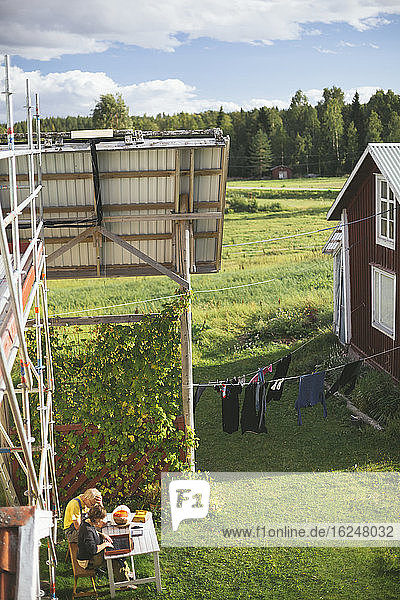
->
[0, 55, 59, 599]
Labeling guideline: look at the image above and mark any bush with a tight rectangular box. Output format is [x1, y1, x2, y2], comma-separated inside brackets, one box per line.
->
[237, 304, 332, 349]
[352, 369, 400, 425]
[225, 191, 282, 213]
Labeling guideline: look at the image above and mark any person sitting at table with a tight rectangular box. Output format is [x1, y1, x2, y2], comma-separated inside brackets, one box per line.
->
[77, 505, 136, 587]
[63, 488, 103, 543]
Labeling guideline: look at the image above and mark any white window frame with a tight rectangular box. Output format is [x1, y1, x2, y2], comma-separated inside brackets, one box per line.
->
[376, 175, 396, 250]
[371, 266, 396, 339]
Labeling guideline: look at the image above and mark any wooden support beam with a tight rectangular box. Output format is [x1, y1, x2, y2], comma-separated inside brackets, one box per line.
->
[43, 231, 216, 245]
[174, 150, 180, 213]
[27, 313, 159, 327]
[46, 226, 98, 264]
[99, 226, 189, 289]
[9, 201, 219, 215]
[189, 150, 195, 272]
[0, 168, 222, 183]
[216, 141, 230, 270]
[102, 211, 222, 223]
[44, 232, 173, 244]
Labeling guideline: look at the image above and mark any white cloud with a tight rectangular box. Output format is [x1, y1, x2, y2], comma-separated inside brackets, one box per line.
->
[314, 46, 338, 54]
[339, 41, 357, 47]
[0, 67, 388, 122]
[0, 1, 397, 59]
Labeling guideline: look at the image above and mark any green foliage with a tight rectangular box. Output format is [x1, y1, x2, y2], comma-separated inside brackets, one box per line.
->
[28, 296, 195, 502]
[352, 369, 400, 426]
[247, 129, 272, 177]
[92, 93, 131, 129]
[226, 191, 282, 213]
[238, 304, 331, 349]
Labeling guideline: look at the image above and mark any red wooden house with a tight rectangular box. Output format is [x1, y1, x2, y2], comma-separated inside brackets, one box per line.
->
[271, 165, 293, 179]
[325, 143, 400, 379]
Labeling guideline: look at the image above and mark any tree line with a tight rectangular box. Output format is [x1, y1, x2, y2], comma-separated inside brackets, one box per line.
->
[5, 87, 400, 178]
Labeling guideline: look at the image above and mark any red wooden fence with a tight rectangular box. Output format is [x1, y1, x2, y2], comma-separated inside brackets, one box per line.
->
[11, 416, 187, 504]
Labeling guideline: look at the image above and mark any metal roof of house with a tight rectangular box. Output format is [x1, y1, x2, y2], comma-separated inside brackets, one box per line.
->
[327, 143, 400, 221]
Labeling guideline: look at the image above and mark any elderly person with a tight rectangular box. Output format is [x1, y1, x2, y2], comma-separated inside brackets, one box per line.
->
[77, 505, 136, 587]
[64, 488, 103, 543]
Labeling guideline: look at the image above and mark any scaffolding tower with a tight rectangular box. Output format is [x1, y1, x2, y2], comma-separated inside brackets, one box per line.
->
[0, 55, 59, 599]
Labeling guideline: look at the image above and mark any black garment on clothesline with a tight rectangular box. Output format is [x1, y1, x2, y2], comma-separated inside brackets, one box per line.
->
[241, 380, 268, 434]
[215, 379, 243, 433]
[193, 384, 208, 411]
[266, 354, 292, 402]
[326, 360, 362, 398]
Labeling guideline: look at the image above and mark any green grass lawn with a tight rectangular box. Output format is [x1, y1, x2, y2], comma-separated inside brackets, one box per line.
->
[227, 176, 347, 190]
[46, 187, 400, 599]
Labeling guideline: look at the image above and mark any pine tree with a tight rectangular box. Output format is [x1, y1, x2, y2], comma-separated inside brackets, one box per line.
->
[248, 130, 272, 178]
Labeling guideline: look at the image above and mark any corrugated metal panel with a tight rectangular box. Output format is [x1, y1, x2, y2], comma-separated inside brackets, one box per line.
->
[16, 133, 229, 277]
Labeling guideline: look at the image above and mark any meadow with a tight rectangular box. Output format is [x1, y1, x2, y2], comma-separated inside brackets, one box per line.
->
[227, 176, 347, 190]
[47, 180, 400, 599]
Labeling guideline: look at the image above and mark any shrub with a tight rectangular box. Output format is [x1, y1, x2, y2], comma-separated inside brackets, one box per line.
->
[352, 369, 400, 425]
[239, 305, 332, 348]
[225, 191, 282, 213]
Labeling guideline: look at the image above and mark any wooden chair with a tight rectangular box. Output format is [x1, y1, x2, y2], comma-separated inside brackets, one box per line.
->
[68, 542, 98, 600]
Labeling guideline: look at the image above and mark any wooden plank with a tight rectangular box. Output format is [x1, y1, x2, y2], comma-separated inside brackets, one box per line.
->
[45, 261, 217, 279]
[216, 142, 230, 270]
[100, 226, 190, 289]
[174, 150, 180, 213]
[22, 201, 219, 215]
[0, 168, 222, 183]
[46, 226, 98, 264]
[44, 232, 173, 244]
[43, 232, 216, 244]
[27, 313, 159, 327]
[102, 211, 222, 222]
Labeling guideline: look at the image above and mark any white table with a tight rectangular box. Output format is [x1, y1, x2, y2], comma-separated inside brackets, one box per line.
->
[103, 513, 162, 597]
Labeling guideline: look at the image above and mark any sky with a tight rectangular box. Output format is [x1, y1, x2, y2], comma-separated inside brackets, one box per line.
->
[1, 1, 400, 121]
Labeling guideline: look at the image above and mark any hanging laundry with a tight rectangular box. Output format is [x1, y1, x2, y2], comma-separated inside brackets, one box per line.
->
[266, 354, 292, 402]
[249, 364, 273, 384]
[193, 384, 208, 412]
[241, 370, 268, 434]
[326, 361, 362, 398]
[215, 378, 243, 433]
[295, 371, 327, 426]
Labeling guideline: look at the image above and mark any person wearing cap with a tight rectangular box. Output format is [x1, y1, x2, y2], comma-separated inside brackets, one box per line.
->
[63, 488, 103, 543]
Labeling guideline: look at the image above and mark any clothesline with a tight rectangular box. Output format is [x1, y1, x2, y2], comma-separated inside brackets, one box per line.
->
[50, 278, 278, 317]
[193, 342, 400, 388]
[222, 206, 393, 248]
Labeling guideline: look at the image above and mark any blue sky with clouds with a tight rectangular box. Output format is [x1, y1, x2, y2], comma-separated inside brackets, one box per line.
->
[1, 1, 400, 120]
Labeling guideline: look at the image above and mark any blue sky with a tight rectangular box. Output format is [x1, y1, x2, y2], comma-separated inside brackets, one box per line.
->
[1, 1, 400, 120]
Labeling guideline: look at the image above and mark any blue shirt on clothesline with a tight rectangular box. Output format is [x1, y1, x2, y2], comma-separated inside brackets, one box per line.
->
[295, 371, 327, 426]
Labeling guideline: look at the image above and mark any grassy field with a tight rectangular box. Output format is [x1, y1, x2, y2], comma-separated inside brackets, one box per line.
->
[46, 184, 400, 599]
[227, 176, 347, 190]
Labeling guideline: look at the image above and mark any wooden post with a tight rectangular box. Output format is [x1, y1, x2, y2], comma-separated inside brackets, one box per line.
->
[178, 194, 195, 470]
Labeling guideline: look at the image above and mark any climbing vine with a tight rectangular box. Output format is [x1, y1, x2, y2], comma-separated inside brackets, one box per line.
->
[27, 295, 195, 503]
